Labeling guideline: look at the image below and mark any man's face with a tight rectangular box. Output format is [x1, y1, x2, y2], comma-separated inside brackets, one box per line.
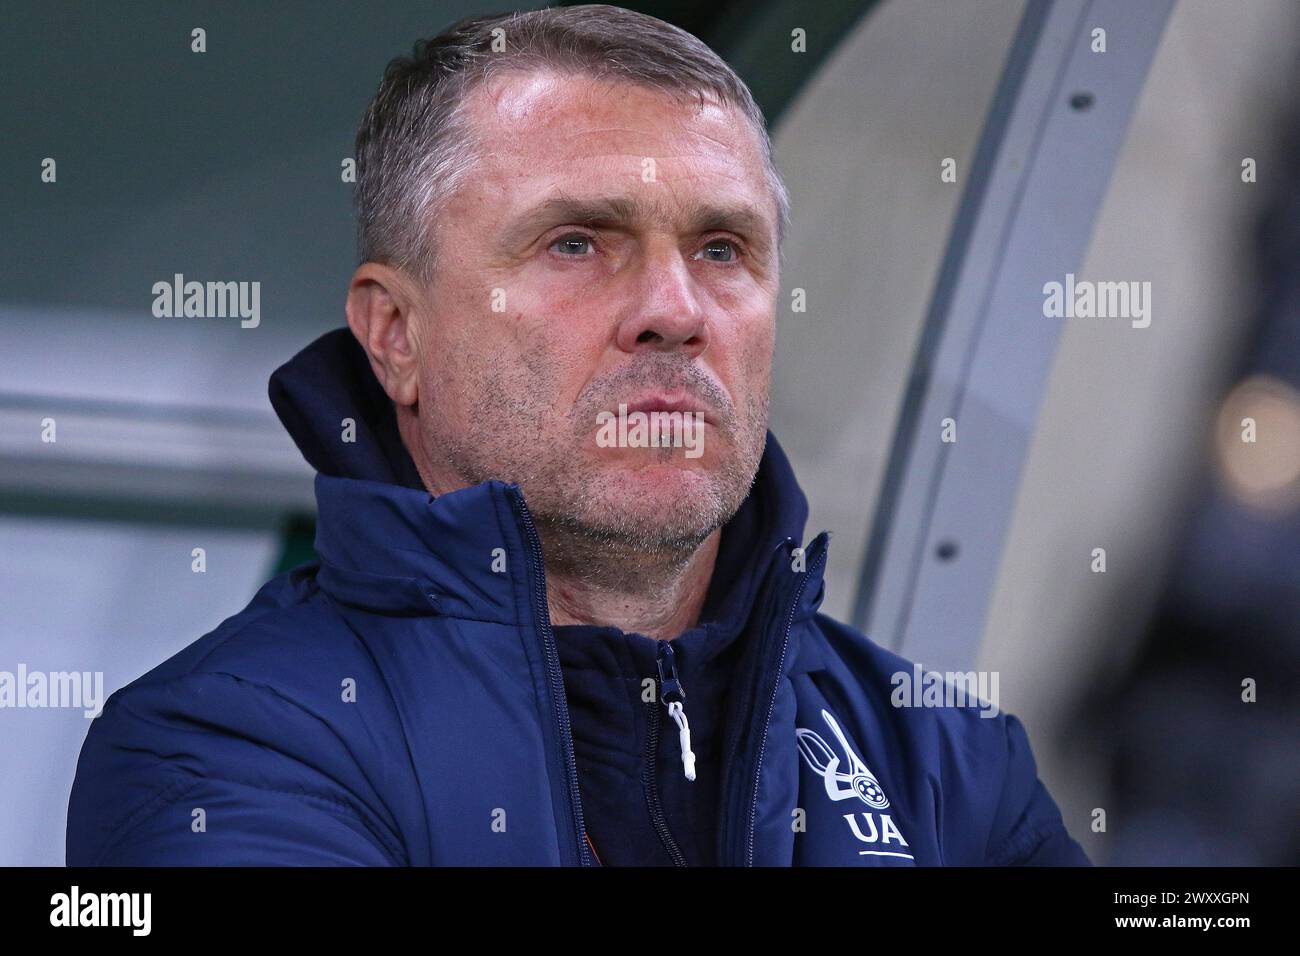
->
[410, 69, 779, 550]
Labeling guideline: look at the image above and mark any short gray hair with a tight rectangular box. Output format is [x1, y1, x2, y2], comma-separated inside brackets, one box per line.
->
[353, 4, 790, 282]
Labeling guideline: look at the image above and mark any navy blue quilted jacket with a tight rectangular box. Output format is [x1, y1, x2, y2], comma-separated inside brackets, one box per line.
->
[65, 328, 1091, 867]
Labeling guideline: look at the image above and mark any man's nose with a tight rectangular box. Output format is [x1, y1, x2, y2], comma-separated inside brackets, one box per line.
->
[614, 250, 709, 357]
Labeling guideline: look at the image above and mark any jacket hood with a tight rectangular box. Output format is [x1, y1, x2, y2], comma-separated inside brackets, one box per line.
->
[268, 327, 823, 632]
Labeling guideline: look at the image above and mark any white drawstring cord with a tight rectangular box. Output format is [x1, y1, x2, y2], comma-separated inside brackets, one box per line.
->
[667, 700, 696, 781]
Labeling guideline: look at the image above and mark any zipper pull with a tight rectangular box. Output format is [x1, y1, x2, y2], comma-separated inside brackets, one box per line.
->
[656, 641, 697, 782]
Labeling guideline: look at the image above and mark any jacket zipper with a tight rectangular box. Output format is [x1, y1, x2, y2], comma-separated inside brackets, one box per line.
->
[643, 701, 689, 866]
[510, 490, 592, 867]
[739, 538, 829, 866]
[656, 640, 696, 781]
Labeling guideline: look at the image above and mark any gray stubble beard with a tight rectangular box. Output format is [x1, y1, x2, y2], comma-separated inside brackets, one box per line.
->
[422, 354, 770, 594]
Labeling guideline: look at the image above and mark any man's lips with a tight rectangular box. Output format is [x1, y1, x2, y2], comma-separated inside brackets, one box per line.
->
[618, 392, 715, 425]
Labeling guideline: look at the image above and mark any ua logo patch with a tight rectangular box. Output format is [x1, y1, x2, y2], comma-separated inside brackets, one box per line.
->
[796, 708, 890, 809]
[796, 708, 914, 861]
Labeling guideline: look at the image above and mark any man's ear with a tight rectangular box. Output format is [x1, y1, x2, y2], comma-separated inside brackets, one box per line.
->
[345, 262, 423, 408]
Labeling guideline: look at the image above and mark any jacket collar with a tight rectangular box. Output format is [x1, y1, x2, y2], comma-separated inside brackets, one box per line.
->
[269, 327, 827, 633]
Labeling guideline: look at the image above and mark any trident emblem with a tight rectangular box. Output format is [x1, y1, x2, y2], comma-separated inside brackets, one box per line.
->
[795, 708, 890, 810]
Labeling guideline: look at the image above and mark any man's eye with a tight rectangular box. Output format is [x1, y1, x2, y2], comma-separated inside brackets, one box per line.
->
[550, 234, 593, 256]
[697, 239, 740, 263]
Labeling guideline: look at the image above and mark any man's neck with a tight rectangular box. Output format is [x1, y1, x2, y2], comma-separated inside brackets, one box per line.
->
[538, 522, 721, 640]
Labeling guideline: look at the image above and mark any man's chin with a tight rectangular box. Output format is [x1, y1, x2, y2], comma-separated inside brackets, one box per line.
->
[562, 462, 734, 546]
[603, 450, 730, 496]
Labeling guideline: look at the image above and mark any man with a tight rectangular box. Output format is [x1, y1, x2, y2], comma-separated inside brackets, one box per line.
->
[67, 5, 1090, 866]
